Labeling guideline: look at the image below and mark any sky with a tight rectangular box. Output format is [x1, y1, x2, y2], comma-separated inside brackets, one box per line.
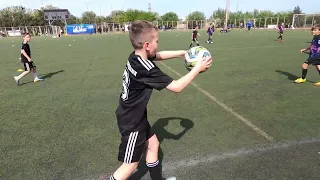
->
[0, 0, 319, 19]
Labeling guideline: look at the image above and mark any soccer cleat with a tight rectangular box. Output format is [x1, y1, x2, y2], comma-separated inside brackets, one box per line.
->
[314, 82, 320, 86]
[14, 76, 20, 86]
[294, 78, 306, 83]
[34, 78, 44, 82]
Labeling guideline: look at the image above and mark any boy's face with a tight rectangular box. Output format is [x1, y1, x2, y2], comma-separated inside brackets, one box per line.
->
[144, 29, 158, 57]
[24, 35, 31, 42]
[312, 28, 320, 36]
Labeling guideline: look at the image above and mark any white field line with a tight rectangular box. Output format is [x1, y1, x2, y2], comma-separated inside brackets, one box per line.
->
[159, 62, 273, 141]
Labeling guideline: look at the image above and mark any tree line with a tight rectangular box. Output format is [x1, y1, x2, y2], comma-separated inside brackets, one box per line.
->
[0, 5, 307, 27]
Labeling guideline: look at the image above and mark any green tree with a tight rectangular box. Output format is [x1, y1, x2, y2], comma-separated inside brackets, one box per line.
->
[161, 12, 179, 22]
[186, 11, 206, 21]
[81, 11, 96, 24]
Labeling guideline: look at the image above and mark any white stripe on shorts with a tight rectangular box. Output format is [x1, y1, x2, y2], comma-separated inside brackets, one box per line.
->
[25, 63, 30, 71]
[124, 132, 139, 163]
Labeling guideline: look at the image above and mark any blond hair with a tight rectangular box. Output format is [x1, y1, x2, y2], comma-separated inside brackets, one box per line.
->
[129, 20, 158, 49]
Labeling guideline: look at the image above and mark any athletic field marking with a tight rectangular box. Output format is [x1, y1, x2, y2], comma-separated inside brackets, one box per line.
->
[159, 62, 273, 141]
[84, 137, 319, 180]
[213, 44, 302, 51]
[162, 137, 320, 172]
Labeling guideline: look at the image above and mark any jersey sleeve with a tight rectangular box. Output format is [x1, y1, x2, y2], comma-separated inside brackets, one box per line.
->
[142, 67, 173, 91]
[21, 43, 27, 50]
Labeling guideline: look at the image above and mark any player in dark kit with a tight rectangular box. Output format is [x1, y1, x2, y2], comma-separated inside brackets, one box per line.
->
[277, 23, 284, 42]
[14, 33, 43, 85]
[295, 24, 320, 86]
[109, 20, 212, 180]
[189, 26, 201, 49]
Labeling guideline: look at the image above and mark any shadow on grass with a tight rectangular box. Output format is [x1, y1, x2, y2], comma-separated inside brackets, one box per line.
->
[19, 70, 65, 86]
[128, 117, 194, 180]
[275, 70, 315, 83]
[40, 70, 65, 79]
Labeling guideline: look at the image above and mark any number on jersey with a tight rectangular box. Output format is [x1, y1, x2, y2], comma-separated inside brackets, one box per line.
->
[121, 69, 130, 100]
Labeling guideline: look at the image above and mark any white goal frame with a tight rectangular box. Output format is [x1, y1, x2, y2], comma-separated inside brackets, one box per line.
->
[292, 13, 320, 28]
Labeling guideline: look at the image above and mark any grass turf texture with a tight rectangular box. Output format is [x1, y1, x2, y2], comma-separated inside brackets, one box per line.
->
[1, 29, 320, 179]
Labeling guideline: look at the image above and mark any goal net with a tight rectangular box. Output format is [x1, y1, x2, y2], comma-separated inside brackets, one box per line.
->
[292, 14, 320, 28]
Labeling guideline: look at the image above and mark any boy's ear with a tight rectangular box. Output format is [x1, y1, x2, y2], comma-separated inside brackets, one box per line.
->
[144, 42, 150, 50]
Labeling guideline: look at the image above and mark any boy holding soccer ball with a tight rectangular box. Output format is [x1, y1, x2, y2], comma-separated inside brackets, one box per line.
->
[109, 20, 212, 180]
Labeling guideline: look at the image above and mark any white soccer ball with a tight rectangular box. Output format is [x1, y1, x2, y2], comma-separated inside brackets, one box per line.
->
[184, 46, 211, 71]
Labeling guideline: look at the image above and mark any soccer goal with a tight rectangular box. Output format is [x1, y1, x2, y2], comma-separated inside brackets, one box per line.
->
[292, 14, 320, 28]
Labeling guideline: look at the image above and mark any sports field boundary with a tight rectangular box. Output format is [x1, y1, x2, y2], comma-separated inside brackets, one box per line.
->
[159, 62, 273, 141]
[211, 44, 303, 51]
[82, 137, 319, 180]
[161, 137, 320, 172]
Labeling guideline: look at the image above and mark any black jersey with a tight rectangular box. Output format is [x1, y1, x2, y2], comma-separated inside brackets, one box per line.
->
[192, 30, 198, 39]
[115, 52, 173, 131]
[21, 42, 31, 63]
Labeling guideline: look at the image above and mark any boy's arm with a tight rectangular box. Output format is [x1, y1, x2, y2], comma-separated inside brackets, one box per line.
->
[166, 67, 200, 93]
[142, 57, 212, 93]
[154, 50, 187, 61]
[166, 57, 212, 93]
[21, 49, 31, 62]
[301, 46, 311, 53]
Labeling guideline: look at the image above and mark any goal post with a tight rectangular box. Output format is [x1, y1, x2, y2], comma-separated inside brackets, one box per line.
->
[292, 13, 320, 28]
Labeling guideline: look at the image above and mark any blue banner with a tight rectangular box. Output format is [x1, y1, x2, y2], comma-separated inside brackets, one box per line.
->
[66, 24, 95, 35]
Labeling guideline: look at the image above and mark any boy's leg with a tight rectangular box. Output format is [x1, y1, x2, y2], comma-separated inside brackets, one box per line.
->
[295, 61, 310, 83]
[195, 38, 199, 46]
[30, 62, 44, 82]
[145, 124, 176, 180]
[14, 63, 31, 85]
[189, 39, 194, 49]
[314, 63, 320, 86]
[145, 134, 162, 180]
[111, 129, 148, 180]
[111, 162, 139, 180]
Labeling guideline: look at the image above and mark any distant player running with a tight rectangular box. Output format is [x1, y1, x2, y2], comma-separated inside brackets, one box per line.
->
[277, 23, 284, 42]
[14, 33, 43, 85]
[206, 24, 214, 44]
[247, 20, 253, 31]
[189, 26, 201, 49]
[294, 24, 320, 86]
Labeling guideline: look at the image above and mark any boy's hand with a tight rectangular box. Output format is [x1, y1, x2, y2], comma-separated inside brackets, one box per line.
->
[300, 49, 306, 53]
[28, 59, 32, 62]
[194, 56, 212, 73]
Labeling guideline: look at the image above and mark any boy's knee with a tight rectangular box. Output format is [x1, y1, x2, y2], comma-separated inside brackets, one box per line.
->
[147, 135, 160, 151]
[302, 63, 308, 69]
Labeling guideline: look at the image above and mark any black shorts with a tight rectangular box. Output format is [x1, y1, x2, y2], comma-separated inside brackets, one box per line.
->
[304, 54, 320, 65]
[23, 62, 36, 71]
[117, 122, 154, 163]
[192, 38, 198, 42]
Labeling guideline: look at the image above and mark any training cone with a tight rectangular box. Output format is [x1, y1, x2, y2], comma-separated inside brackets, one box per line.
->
[17, 69, 24, 72]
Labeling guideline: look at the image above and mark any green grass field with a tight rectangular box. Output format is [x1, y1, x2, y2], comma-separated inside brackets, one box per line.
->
[1, 29, 320, 180]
